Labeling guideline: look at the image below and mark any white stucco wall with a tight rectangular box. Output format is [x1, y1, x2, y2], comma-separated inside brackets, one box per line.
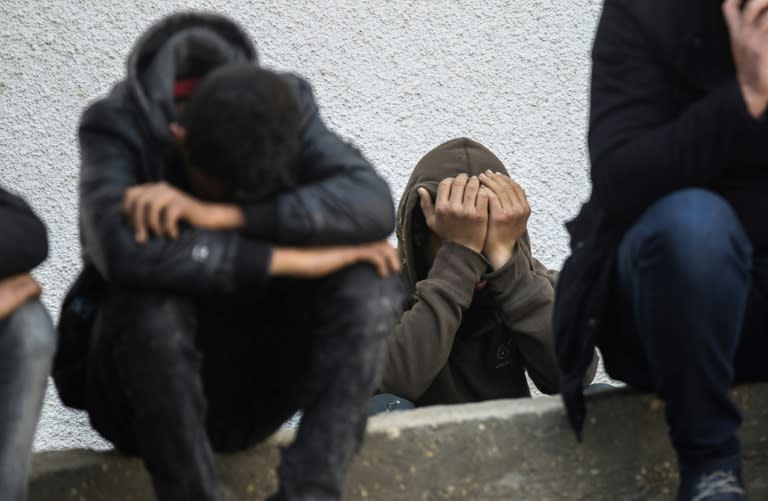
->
[1, 1, 605, 451]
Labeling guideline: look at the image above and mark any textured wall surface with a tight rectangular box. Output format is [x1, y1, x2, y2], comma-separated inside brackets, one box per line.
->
[1, 1, 604, 451]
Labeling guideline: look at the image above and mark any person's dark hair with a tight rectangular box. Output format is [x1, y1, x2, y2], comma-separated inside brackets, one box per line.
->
[182, 64, 301, 200]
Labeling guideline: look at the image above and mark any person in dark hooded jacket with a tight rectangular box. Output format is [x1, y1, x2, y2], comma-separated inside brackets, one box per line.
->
[376, 138, 595, 408]
[54, 12, 400, 501]
[554, 1, 768, 499]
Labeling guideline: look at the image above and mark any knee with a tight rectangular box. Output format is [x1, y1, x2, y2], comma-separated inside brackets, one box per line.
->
[3, 299, 56, 365]
[329, 263, 400, 305]
[627, 189, 751, 278]
[653, 189, 746, 248]
[325, 264, 403, 336]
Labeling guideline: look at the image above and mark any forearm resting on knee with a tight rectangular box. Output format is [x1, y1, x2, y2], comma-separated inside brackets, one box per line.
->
[0, 274, 41, 321]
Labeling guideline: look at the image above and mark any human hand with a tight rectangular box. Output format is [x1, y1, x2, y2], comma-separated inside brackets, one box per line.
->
[724, 0, 768, 117]
[270, 241, 401, 278]
[478, 170, 530, 270]
[122, 182, 244, 243]
[417, 173, 489, 254]
[0, 274, 41, 320]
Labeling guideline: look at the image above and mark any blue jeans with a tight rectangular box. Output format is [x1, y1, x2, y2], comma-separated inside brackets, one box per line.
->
[0, 299, 56, 501]
[600, 189, 768, 471]
[368, 393, 415, 416]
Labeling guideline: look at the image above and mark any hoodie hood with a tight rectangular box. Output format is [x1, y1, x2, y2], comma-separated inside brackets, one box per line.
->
[396, 137, 510, 292]
[126, 12, 257, 140]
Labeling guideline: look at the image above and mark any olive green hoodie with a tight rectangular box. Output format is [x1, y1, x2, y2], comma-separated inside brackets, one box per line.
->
[379, 138, 589, 405]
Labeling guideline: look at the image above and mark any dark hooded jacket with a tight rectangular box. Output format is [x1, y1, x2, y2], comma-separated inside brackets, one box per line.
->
[0, 186, 48, 278]
[378, 138, 590, 405]
[76, 12, 393, 293]
[54, 12, 394, 409]
[555, 0, 768, 438]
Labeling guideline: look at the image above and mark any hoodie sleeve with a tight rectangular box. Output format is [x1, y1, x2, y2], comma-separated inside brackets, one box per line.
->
[482, 234, 564, 395]
[240, 74, 395, 245]
[0, 187, 48, 278]
[79, 98, 271, 293]
[378, 241, 487, 402]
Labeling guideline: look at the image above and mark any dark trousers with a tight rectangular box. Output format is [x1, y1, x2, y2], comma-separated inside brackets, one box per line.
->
[600, 188, 768, 471]
[84, 264, 400, 501]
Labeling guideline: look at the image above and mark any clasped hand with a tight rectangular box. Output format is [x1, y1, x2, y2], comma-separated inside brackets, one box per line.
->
[418, 172, 530, 270]
[122, 182, 243, 243]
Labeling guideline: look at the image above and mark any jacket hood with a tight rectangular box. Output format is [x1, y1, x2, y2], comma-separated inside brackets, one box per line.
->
[126, 12, 257, 140]
[396, 137, 510, 292]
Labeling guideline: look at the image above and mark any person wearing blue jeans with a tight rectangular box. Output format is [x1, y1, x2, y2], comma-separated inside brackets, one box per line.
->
[555, 1, 768, 499]
[0, 186, 56, 501]
[599, 188, 765, 499]
[0, 299, 56, 500]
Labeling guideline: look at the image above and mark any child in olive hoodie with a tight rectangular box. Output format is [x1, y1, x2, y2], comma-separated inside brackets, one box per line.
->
[378, 138, 596, 407]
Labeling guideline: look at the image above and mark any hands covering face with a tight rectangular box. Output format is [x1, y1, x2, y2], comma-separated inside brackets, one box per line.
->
[418, 171, 530, 269]
[479, 170, 531, 269]
[418, 174, 489, 254]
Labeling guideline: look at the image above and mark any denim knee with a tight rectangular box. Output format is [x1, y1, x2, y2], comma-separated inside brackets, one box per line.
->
[0, 299, 56, 365]
[620, 189, 752, 284]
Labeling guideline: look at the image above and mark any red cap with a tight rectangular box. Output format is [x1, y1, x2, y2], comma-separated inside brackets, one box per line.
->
[173, 77, 202, 99]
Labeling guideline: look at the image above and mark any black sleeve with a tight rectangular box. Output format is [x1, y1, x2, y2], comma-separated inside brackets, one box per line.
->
[78, 99, 271, 293]
[0, 187, 48, 278]
[241, 74, 396, 245]
[588, 1, 768, 224]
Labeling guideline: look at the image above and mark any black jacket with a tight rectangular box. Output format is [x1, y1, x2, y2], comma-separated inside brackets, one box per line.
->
[0, 186, 48, 278]
[55, 12, 395, 408]
[555, 0, 768, 437]
[77, 13, 394, 294]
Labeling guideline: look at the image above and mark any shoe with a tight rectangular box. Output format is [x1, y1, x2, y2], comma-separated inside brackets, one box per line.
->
[678, 468, 745, 501]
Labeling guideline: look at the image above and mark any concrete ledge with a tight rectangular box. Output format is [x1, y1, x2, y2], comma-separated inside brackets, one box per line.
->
[30, 384, 768, 500]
